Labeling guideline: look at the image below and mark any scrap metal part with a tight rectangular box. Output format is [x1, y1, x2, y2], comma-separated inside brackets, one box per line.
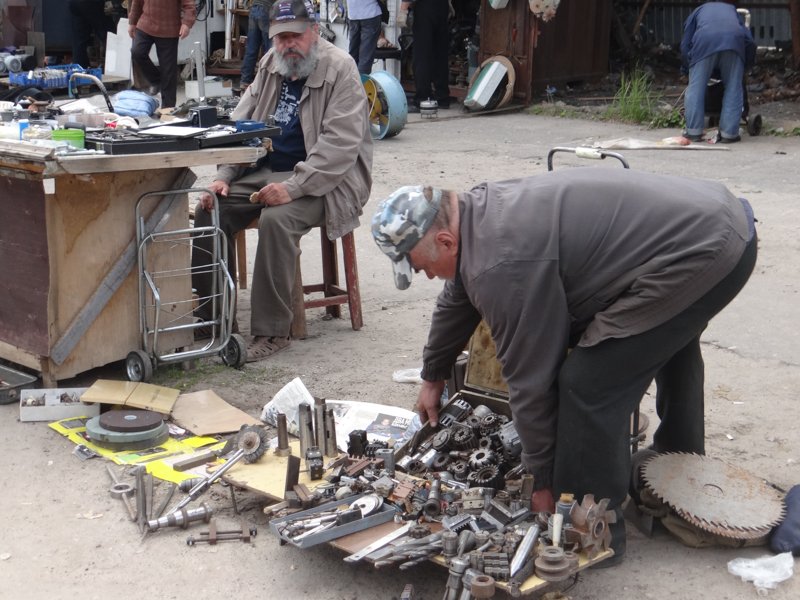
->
[642, 452, 785, 540]
[534, 546, 578, 582]
[567, 493, 614, 559]
[238, 425, 270, 463]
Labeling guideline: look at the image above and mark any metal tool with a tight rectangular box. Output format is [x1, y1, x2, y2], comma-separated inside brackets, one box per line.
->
[148, 503, 213, 532]
[298, 403, 314, 457]
[275, 413, 291, 457]
[509, 524, 540, 578]
[168, 425, 269, 514]
[643, 452, 785, 539]
[106, 464, 136, 521]
[186, 519, 257, 545]
[343, 521, 414, 563]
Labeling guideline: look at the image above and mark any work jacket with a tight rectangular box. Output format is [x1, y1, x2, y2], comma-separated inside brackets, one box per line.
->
[216, 38, 373, 240]
[421, 169, 751, 484]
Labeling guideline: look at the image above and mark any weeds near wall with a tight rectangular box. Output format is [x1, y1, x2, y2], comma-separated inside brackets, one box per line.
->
[606, 67, 683, 128]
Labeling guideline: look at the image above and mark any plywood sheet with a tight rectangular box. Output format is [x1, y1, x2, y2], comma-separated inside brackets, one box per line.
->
[80, 379, 179, 414]
[171, 390, 262, 435]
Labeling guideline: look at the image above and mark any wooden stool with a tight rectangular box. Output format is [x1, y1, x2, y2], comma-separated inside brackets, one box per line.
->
[234, 222, 363, 339]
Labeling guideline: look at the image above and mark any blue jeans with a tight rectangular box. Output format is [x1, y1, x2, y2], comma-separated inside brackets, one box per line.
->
[348, 15, 382, 75]
[684, 50, 745, 139]
[241, 4, 271, 85]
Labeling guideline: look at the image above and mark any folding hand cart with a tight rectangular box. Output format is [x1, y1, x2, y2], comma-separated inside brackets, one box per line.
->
[125, 188, 246, 382]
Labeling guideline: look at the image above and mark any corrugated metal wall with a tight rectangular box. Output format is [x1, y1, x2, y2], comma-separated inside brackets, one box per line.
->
[620, 1, 791, 47]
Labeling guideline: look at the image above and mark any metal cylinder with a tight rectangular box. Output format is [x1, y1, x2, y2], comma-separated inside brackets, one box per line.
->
[276, 413, 291, 456]
[509, 524, 540, 578]
[298, 403, 313, 457]
[147, 503, 213, 531]
[375, 447, 395, 475]
[324, 406, 338, 457]
[424, 478, 442, 517]
[442, 530, 459, 558]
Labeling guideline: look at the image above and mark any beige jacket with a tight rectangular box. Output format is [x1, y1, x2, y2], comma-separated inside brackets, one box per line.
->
[216, 38, 373, 240]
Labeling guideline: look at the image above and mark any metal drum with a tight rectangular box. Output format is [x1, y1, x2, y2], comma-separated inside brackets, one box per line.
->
[362, 70, 407, 139]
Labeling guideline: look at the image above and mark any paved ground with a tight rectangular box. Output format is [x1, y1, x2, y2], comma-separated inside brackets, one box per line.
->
[1, 100, 798, 599]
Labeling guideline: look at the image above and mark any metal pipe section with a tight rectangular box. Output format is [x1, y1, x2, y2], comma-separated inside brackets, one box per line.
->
[276, 413, 291, 456]
[298, 403, 314, 457]
[314, 400, 327, 451]
[324, 406, 338, 457]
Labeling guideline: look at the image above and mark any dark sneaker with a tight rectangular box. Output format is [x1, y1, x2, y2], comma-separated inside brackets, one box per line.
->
[716, 134, 741, 144]
[682, 132, 704, 142]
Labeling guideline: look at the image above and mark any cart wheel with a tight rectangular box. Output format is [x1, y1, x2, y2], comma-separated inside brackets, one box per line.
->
[221, 333, 247, 368]
[747, 114, 762, 136]
[126, 350, 154, 382]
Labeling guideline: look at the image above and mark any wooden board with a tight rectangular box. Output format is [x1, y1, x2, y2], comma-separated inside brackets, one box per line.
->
[171, 390, 262, 435]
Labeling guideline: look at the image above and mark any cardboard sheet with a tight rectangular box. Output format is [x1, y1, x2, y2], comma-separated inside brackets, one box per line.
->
[171, 389, 262, 435]
[80, 379, 180, 414]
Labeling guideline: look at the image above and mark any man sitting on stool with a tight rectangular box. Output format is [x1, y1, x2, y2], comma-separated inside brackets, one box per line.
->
[191, 0, 373, 362]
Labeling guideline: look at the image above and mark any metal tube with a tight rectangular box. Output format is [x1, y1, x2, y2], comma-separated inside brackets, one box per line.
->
[324, 406, 338, 457]
[298, 403, 313, 457]
[314, 401, 326, 451]
[276, 413, 291, 456]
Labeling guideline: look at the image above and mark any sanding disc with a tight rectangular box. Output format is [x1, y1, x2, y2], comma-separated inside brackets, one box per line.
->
[99, 409, 164, 432]
[86, 414, 169, 450]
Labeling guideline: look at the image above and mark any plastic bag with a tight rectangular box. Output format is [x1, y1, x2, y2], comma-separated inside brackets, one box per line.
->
[113, 90, 159, 117]
[727, 552, 794, 596]
[392, 368, 423, 384]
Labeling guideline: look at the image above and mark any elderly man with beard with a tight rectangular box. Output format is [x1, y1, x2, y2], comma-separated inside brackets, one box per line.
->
[191, 0, 373, 362]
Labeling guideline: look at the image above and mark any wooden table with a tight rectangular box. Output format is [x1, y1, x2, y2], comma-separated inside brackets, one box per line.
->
[0, 142, 264, 386]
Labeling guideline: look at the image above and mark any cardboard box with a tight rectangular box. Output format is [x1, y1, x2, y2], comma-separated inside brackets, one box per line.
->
[19, 387, 98, 422]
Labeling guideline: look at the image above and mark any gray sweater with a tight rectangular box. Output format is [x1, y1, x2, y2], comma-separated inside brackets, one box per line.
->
[421, 168, 751, 481]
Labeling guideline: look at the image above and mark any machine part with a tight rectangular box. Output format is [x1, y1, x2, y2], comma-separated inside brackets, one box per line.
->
[457, 529, 477, 557]
[85, 414, 169, 451]
[477, 436, 493, 450]
[148, 503, 213, 531]
[275, 413, 291, 457]
[643, 452, 785, 540]
[400, 584, 415, 600]
[347, 429, 369, 457]
[106, 465, 137, 521]
[110, 482, 135, 499]
[465, 414, 483, 432]
[551, 512, 564, 547]
[314, 401, 327, 451]
[306, 446, 324, 480]
[442, 513, 475, 533]
[556, 492, 576, 525]
[444, 556, 470, 600]
[424, 478, 443, 517]
[100, 409, 164, 432]
[238, 425, 270, 463]
[519, 474, 534, 510]
[509, 524, 540, 578]
[470, 574, 496, 599]
[468, 465, 503, 490]
[134, 466, 148, 533]
[362, 71, 407, 139]
[489, 531, 507, 548]
[343, 521, 414, 562]
[405, 458, 428, 477]
[419, 98, 438, 120]
[483, 552, 511, 582]
[497, 421, 522, 460]
[186, 520, 257, 545]
[458, 568, 482, 600]
[298, 403, 314, 457]
[479, 413, 502, 435]
[431, 452, 451, 471]
[450, 460, 469, 481]
[408, 524, 432, 539]
[468, 448, 497, 470]
[472, 405, 493, 419]
[324, 406, 338, 457]
[452, 427, 478, 451]
[364, 441, 389, 458]
[375, 448, 395, 475]
[534, 546, 579, 582]
[179, 478, 206, 493]
[439, 398, 473, 428]
[432, 428, 453, 451]
[442, 530, 459, 557]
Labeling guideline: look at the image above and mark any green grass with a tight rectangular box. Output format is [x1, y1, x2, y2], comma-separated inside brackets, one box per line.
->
[604, 68, 684, 129]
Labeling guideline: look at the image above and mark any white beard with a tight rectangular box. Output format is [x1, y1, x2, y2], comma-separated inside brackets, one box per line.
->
[274, 41, 320, 79]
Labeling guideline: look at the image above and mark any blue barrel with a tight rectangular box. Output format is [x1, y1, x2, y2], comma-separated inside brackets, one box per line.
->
[362, 70, 407, 139]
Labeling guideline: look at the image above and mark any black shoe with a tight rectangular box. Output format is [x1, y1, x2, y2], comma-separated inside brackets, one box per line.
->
[407, 103, 420, 114]
[716, 134, 741, 144]
[591, 509, 626, 569]
[682, 132, 704, 142]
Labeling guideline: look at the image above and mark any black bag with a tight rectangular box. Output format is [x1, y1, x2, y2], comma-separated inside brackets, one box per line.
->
[771, 484, 800, 556]
[378, 0, 390, 24]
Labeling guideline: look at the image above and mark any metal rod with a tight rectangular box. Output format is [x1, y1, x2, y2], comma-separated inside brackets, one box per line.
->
[298, 403, 313, 457]
[276, 413, 291, 456]
[324, 406, 338, 457]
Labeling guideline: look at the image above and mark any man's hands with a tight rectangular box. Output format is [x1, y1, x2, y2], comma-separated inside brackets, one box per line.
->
[416, 380, 445, 427]
[532, 488, 555, 513]
[199, 180, 229, 212]
[249, 182, 292, 207]
[128, 24, 136, 39]
[179, 24, 191, 39]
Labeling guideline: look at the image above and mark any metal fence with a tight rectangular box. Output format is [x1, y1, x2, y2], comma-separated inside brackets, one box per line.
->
[620, 1, 791, 48]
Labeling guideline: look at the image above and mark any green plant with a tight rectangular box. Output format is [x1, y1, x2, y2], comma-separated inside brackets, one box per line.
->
[605, 68, 683, 129]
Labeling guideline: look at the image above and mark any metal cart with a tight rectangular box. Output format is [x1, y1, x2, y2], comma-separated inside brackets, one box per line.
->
[126, 188, 246, 382]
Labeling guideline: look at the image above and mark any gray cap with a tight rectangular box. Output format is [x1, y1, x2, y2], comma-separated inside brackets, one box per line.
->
[371, 185, 442, 290]
[269, 0, 318, 38]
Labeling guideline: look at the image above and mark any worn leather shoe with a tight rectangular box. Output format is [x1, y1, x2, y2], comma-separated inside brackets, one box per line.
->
[716, 134, 741, 144]
[682, 132, 704, 142]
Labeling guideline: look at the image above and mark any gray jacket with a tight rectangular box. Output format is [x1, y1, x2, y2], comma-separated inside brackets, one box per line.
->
[216, 38, 373, 239]
[421, 168, 750, 478]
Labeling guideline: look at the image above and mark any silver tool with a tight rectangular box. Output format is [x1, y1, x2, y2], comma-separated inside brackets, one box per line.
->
[343, 521, 414, 563]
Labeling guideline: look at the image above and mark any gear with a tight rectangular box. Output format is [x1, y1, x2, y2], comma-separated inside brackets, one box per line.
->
[468, 448, 497, 470]
[468, 464, 503, 489]
[643, 452, 785, 540]
[432, 428, 452, 451]
[452, 427, 478, 450]
[237, 425, 269, 463]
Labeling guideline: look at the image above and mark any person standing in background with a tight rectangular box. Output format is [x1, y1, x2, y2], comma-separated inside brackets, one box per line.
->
[680, 0, 755, 143]
[400, 0, 450, 112]
[128, 0, 196, 109]
[68, 0, 116, 68]
[346, 0, 382, 75]
[241, 0, 274, 89]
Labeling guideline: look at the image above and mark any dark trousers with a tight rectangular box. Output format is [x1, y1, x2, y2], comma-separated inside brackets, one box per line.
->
[68, 0, 115, 68]
[411, 0, 450, 105]
[131, 29, 180, 108]
[348, 16, 382, 75]
[191, 170, 325, 338]
[553, 234, 757, 510]
[241, 3, 272, 85]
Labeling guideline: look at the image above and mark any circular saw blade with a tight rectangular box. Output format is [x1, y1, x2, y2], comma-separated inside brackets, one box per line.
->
[642, 452, 785, 539]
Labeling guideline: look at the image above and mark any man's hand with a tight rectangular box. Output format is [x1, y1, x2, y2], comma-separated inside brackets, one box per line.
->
[532, 488, 555, 513]
[199, 180, 229, 212]
[250, 182, 292, 207]
[128, 24, 136, 39]
[179, 24, 191, 39]
[416, 380, 445, 427]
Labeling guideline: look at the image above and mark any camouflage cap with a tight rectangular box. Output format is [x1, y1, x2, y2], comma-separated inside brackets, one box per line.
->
[371, 185, 442, 290]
